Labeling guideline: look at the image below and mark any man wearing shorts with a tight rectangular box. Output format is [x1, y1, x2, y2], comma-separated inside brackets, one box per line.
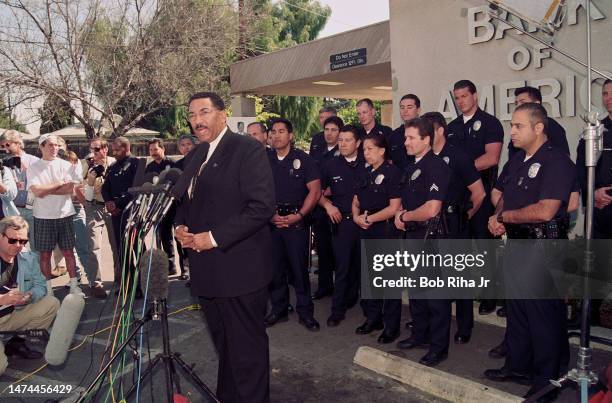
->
[27, 134, 83, 297]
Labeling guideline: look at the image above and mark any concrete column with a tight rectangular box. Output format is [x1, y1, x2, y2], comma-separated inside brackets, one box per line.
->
[380, 101, 393, 127]
[231, 95, 256, 117]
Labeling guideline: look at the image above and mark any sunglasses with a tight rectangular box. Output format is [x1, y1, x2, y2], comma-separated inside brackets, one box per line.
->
[2, 233, 28, 245]
[90, 147, 102, 152]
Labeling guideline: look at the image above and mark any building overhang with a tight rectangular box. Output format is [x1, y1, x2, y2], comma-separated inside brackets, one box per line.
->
[230, 21, 391, 100]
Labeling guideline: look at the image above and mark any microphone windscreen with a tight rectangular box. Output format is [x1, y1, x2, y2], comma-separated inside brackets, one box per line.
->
[139, 249, 169, 300]
[141, 172, 158, 184]
[45, 293, 85, 366]
[163, 168, 182, 186]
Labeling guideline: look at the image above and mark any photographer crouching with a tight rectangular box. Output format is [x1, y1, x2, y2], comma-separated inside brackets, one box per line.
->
[0, 216, 59, 375]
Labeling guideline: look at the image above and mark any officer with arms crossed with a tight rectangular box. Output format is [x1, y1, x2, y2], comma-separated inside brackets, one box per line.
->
[485, 103, 574, 403]
[447, 79, 504, 339]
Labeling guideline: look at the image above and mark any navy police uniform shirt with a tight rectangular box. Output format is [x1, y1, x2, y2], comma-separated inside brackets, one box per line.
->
[310, 141, 340, 168]
[400, 150, 451, 213]
[390, 125, 415, 169]
[321, 155, 368, 214]
[447, 108, 503, 189]
[436, 143, 481, 207]
[508, 117, 569, 159]
[309, 131, 326, 157]
[144, 157, 175, 175]
[101, 156, 140, 210]
[497, 142, 575, 218]
[576, 116, 612, 229]
[268, 148, 320, 207]
[355, 161, 401, 213]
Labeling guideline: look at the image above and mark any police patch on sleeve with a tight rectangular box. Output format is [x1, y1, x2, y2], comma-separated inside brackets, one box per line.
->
[528, 163, 541, 178]
[411, 169, 421, 181]
[293, 159, 301, 170]
[374, 174, 385, 185]
[472, 120, 481, 131]
[443, 156, 450, 164]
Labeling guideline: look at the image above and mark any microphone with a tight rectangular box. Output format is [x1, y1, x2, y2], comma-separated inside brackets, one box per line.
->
[139, 249, 169, 301]
[44, 293, 85, 366]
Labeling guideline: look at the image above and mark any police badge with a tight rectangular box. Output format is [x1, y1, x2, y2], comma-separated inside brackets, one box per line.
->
[411, 169, 421, 181]
[528, 163, 541, 178]
[443, 156, 450, 164]
[472, 120, 482, 131]
[293, 159, 301, 170]
[375, 174, 385, 185]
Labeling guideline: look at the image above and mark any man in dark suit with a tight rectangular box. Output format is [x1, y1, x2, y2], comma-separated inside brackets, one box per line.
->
[174, 92, 275, 403]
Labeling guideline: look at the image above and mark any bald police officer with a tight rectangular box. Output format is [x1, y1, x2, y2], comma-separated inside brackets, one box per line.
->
[485, 103, 574, 403]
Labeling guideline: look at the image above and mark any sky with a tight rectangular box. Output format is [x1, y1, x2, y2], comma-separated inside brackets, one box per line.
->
[316, 0, 390, 38]
[12, 0, 391, 135]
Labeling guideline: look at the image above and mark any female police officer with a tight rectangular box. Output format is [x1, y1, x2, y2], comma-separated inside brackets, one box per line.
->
[319, 125, 366, 327]
[352, 133, 402, 344]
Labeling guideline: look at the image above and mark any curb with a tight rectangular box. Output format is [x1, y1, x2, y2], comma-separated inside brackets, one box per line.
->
[353, 346, 522, 403]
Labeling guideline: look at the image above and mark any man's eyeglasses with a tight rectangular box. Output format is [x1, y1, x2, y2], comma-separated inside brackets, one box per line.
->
[90, 147, 103, 152]
[2, 233, 28, 245]
[1, 143, 11, 148]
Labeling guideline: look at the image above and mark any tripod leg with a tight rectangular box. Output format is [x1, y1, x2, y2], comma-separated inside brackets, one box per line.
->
[124, 354, 162, 400]
[171, 353, 219, 402]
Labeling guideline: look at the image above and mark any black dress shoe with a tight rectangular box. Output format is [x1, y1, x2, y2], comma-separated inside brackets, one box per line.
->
[454, 333, 471, 344]
[419, 351, 448, 367]
[355, 321, 384, 335]
[264, 312, 289, 327]
[496, 306, 506, 317]
[479, 300, 497, 315]
[326, 315, 344, 327]
[4, 338, 43, 359]
[396, 336, 429, 350]
[377, 329, 400, 344]
[299, 316, 320, 331]
[312, 289, 333, 300]
[488, 342, 507, 359]
[484, 367, 532, 385]
[185, 280, 191, 288]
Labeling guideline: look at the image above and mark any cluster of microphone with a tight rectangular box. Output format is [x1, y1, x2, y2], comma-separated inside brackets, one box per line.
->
[125, 167, 183, 235]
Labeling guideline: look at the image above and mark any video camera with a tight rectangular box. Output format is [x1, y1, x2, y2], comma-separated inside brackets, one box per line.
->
[0, 155, 21, 171]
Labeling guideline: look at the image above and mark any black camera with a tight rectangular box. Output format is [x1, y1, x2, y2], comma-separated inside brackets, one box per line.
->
[0, 155, 21, 171]
[91, 164, 106, 177]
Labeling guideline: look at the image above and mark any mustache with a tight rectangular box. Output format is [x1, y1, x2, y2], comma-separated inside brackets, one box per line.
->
[195, 124, 207, 130]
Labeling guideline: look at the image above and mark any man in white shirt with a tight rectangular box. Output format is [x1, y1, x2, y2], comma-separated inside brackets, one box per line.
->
[27, 134, 83, 296]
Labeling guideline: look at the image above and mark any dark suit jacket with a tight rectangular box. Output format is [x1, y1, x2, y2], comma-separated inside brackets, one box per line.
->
[174, 129, 276, 297]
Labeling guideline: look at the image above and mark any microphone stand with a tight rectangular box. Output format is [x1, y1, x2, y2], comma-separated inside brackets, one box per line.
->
[124, 299, 218, 403]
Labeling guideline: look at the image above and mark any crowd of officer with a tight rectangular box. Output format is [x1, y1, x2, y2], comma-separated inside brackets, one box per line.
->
[246, 79, 612, 403]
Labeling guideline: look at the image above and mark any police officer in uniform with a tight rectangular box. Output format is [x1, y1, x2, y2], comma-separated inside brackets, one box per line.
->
[393, 117, 452, 366]
[266, 118, 321, 331]
[485, 103, 574, 402]
[319, 125, 366, 327]
[101, 136, 142, 289]
[309, 116, 343, 300]
[355, 98, 406, 166]
[309, 106, 337, 157]
[353, 133, 402, 343]
[391, 94, 421, 170]
[508, 86, 569, 159]
[576, 78, 612, 326]
[447, 80, 504, 338]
